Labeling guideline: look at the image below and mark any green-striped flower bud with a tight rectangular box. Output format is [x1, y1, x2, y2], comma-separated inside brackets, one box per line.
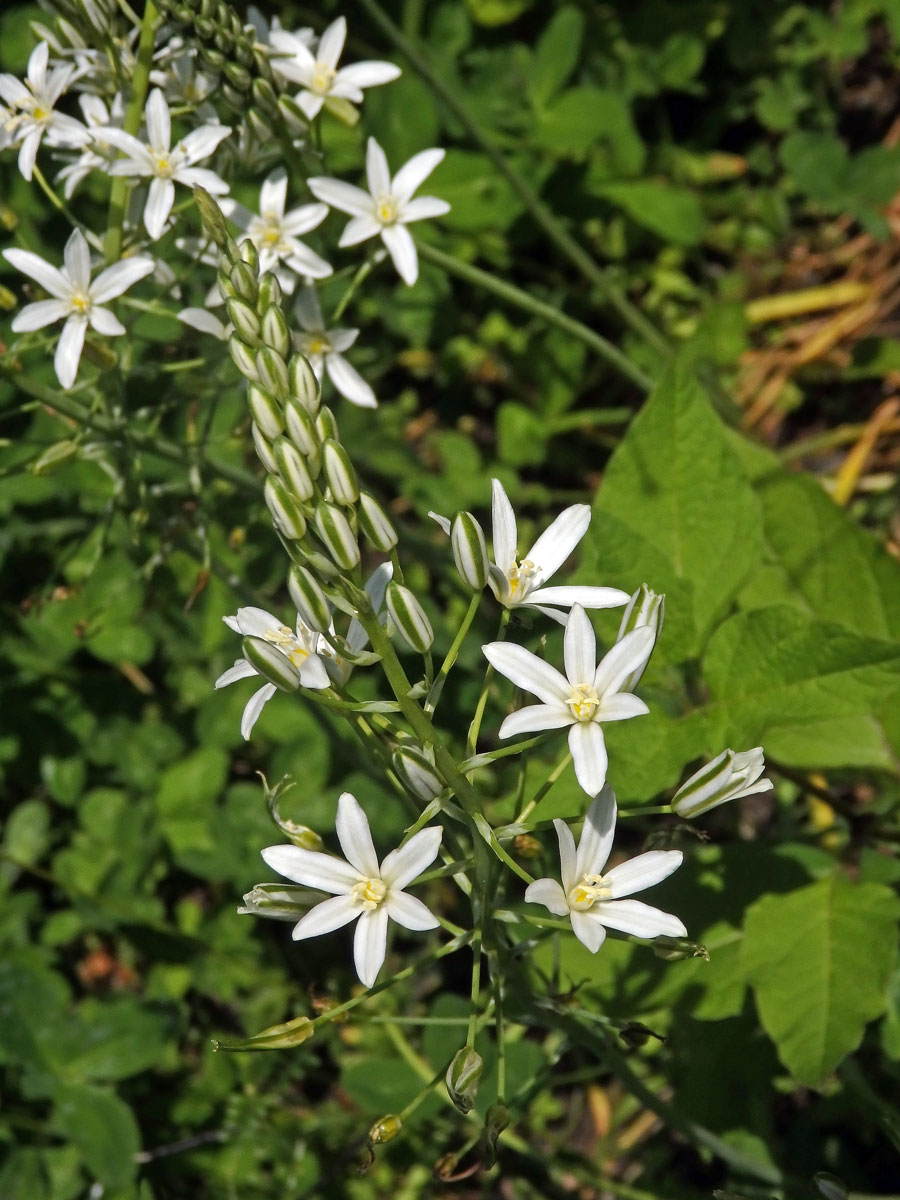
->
[257, 271, 283, 312]
[671, 747, 772, 819]
[261, 306, 290, 357]
[392, 745, 444, 802]
[322, 438, 358, 506]
[251, 422, 278, 473]
[194, 184, 228, 247]
[284, 396, 320, 458]
[239, 882, 318, 919]
[275, 437, 315, 503]
[652, 936, 709, 962]
[239, 238, 259, 272]
[226, 296, 260, 344]
[314, 501, 360, 570]
[223, 60, 252, 92]
[386, 582, 433, 653]
[251, 76, 278, 112]
[616, 584, 664, 692]
[450, 510, 488, 590]
[289, 353, 320, 414]
[277, 93, 309, 135]
[247, 383, 283, 439]
[358, 492, 398, 551]
[228, 261, 257, 303]
[265, 475, 308, 540]
[315, 406, 339, 443]
[241, 635, 302, 692]
[367, 1115, 402, 1147]
[445, 1048, 482, 1115]
[287, 564, 331, 633]
[256, 347, 290, 399]
[228, 335, 258, 382]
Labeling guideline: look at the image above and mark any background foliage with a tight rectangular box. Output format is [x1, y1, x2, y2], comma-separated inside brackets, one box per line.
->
[2, 0, 900, 1197]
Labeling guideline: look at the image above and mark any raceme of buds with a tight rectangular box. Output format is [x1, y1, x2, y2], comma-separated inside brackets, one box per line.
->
[251, 423, 279, 474]
[247, 384, 284, 440]
[241, 635, 302, 692]
[265, 475, 308, 540]
[671, 747, 772, 818]
[358, 492, 399, 551]
[314, 501, 360, 570]
[322, 439, 359, 506]
[386, 582, 434, 653]
[392, 744, 444, 802]
[446, 1047, 483, 1114]
[616, 584, 665, 692]
[275, 437, 315, 503]
[450, 510, 488, 590]
[288, 564, 332, 633]
[289, 353, 320, 414]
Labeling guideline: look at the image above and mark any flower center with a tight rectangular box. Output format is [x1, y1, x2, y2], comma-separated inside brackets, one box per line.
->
[567, 683, 601, 722]
[375, 196, 397, 225]
[506, 558, 537, 599]
[351, 876, 386, 910]
[569, 873, 611, 911]
[70, 292, 91, 316]
[303, 334, 329, 356]
[30, 103, 51, 123]
[153, 153, 173, 177]
[257, 215, 283, 247]
[263, 623, 309, 669]
[311, 62, 336, 94]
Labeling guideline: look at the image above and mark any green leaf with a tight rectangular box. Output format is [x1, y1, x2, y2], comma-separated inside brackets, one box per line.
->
[597, 181, 705, 246]
[536, 88, 644, 165]
[434, 151, 525, 232]
[530, 7, 584, 108]
[53, 1082, 140, 1190]
[497, 401, 547, 466]
[742, 873, 900, 1087]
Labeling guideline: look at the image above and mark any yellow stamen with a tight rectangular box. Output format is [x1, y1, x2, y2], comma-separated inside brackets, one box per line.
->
[569, 873, 611, 911]
[311, 62, 336, 94]
[567, 683, 600, 722]
[352, 876, 386, 910]
[376, 197, 397, 225]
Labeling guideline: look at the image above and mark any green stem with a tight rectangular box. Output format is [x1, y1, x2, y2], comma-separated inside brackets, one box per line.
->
[331, 258, 375, 322]
[516, 751, 572, 825]
[356, 0, 670, 361]
[466, 608, 509, 756]
[105, 0, 158, 263]
[424, 591, 481, 715]
[466, 927, 483, 1050]
[30, 167, 97, 246]
[493, 975, 506, 1102]
[418, 243, 653, 393]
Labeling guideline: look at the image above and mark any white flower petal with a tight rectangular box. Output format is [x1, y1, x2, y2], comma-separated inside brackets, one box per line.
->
[241, 681, 277, 738]
[574, 787, 616, 880]
[308, 176, 374, 217]
[146, 88, 171, 150]
[490, 478, 517, 571]
[570, 909, 607, 953]
[180, 124, 232, 164]
[603, 850, 683, 899]
[231, 606, 281, 638]
[568, 721, 608, 796]
[429, 511, 451, 535]
[335, 791, 380, 877]
[380, 223, 418, 285]
[291, 893, 359, 939]
[27, 43, 50, 91]
[214, 658, 257, 688]
[293, 285, 323, 331]
[317, 16, 347, 69]
[299, 655, 330, 690]
[262, 843, 359, 892]
[398, 195, 450, 222]
[391, 147, 445, 204]
[590, 898, 686, 940]
[54, 314, 87, 388]
[179, 307, 227, 338]
[325, 352, 376, 408]
[327, 328, 358, 353]
[482, 641, 570, 706]
[144, 176, 175, 240]
[498, 704, 573, 738]
[386, 890, 439, 931]
[297, 91, 325, 120]
[284, 243, 332, 279]
[88, 306, 125, 336]
[525, 504, 590, 584]
[17, 128, 41, 182]
[596, 693, 649, 722]
[282, 201, 329, 236]
[90, 255, 154, 302]
[11, 299, 69, 331]
[524, 877, 569, 917]
[4, 248, 70, 298]
[175, 167, 228, 194]
[63, 229, 91, 291]
[593, 627, 655, 699]
[380, 826, 442, 890]
[338, 213, 381, 247]
[354, 906, 389, 987]
[365, 136, 391, 199]
[563, 604, 596, 688]
[553, 818, 578, 894]
[526, 585, 629, 610]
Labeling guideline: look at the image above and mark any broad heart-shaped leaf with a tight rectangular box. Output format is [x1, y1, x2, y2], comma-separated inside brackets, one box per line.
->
[742, 873, 900, 1087]
[589, 360, 763, 661]
[52, 1082, 140, 1190]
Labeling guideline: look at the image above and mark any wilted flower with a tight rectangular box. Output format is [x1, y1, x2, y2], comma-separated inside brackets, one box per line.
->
[672, 747, 772, 818]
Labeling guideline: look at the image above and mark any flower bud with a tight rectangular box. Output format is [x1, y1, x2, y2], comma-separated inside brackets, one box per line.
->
[277, 93, 309, 135]
[223, 59, 252, 92]
[314, 501, 360, 570]
[238, 882, 319, 920]
[450, 511, 488, 590]
[265, 475, 308, 540]
[32, 439, 79, 476]
[257, 271, 283, 311]
[256, 346, 290, 399]
[194, 184, 228, 247]
[814, 1173, 849, 1200]
[445, 1048, 482, 1115]
[671, 747, 772, 819]
[229, 335, 258, 382]
[289, 353, 320, 413]
[250, 76, 278, 113]
[386, 583, 434, 653]
[288, 565, 332, 633]
[483, 1103, 509, 1167]
[251, 422, 278, 473]
[651, 936, 710, 962]
[322, 439, 358, 506]
[241, 635, 302, 691]
[226, 296, 260, 344]
[316, 406, 339, 443]
[275, 437, 315, 503]
[358, 492, 399, 551]
[261, 305, 291, 357]
[284, 396, 320, 458]
[247, 383, 284, 440]
[228, 261, 257, 303]
[512, 833, 542, 859]
[392, 744, 444, 801]
[616, 584, 664, 691]
[367, 1115, 402, 1146]
[239, 237, 259, 272]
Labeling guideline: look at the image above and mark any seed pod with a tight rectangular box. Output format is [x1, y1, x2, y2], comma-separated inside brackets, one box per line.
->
[229, 261, 257, 303]
[226, 296, 260, 344]
[322, 439, 358, 506]
[445, 1048, 482, 1115]
[261, 306, 290, 357]
[246, 384, 283, 440]
[257, 271, 283, 311]
[241, 635, 301, 692]
[450, 510, 488, 590]
[386, 583, 433, 653]
[357, 492, 398, 551]
[288, 565, 331, 633]
[274, 437, 315, 503]
[265, 475, 308, 540]
[228, 335, 258, 382]
[314, 501, 360, 570]
[289, 353, 320, 413]
[251, 422, 279, 473]
[392, 745, 443, 802]
[256, 347, 289, 399]
[367, 1115, 401, 1146]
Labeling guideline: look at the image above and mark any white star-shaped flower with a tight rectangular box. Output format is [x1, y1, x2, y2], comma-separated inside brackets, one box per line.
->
[261, 791, 442, 987]
[482, 604, 654, 796]
[99, 89, 231, 240]
[271, 16, 400, 121]
[0, 41, 88, 181]
[3, 228, 154, 388]
[56, 92, 124, 199]
[432, 478, 628, 622]
[293, 286, 376, 408]
[215, 606, 330, 738]
[525, 786, 686, 952]
[309, 137, 449, 286]
[220, 169, 331, 288]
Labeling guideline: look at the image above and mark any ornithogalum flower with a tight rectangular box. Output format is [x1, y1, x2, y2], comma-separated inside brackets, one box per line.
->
[293, 286, 376, 408]
[671, 747, 772, 818]
[271, 16, 400, 120]
[220, 170, 331, 286]
[432, 479, 628, 622]
[261, 791, 442, 987]
[309, 138, 449, 286]
[100, 88, 230, 239]
[215, 606, 330, 738]
[483, 604, 654, 796]
[0, 41, 87, 181]
[3, 228, 154, 388]
[525, 787, 686, 952]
